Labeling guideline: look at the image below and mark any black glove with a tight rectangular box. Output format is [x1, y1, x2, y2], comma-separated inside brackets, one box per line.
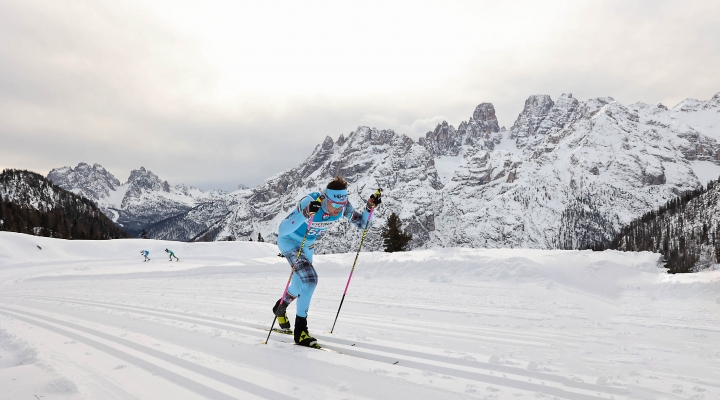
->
[366, 191, 382, 210]
[308, 199, 322, 214]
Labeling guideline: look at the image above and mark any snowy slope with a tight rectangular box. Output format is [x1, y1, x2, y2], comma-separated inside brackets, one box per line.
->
[1, 232, 719, 399]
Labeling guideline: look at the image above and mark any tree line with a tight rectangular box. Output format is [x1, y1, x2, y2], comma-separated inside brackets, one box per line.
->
[590, 179, 720, 273]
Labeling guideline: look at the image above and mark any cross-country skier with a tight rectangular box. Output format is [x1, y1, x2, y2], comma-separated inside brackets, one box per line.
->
[273, 176, 381, 347]
[140, 250, 150, 262]
[165, 248, 179, 261]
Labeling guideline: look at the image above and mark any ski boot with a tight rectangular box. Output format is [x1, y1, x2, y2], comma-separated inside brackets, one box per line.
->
[272, 299, 292, 333]
[294, 316, 318, 347]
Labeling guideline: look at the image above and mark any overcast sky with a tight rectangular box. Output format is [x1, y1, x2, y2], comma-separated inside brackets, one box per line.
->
[1, 0, 719, 191]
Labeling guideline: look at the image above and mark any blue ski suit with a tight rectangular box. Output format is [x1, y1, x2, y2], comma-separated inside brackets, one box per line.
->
[277, 191, 371, 317]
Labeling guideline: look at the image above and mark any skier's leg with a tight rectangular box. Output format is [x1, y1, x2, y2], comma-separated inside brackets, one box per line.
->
[287, 254, 318, 346]
[292, 262, 318, 318]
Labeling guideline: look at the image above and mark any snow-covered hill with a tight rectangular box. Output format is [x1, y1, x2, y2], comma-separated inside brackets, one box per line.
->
[1, 232, 719, 399]
[48, 163, 227, 236]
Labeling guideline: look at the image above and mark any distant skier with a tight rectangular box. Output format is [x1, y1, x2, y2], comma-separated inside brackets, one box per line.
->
[165, 248, 179, 261]
[272, 176, 381, 347]
[141, 250, 150, 262]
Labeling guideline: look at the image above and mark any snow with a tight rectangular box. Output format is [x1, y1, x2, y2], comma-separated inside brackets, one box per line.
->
[689, 160, 720, 185]
[103, 184, 129, 210]
[492, 134, 521, 156]
[671, 98, 720, 140]
[433, 155, 463, 185]
[2, 232, 719, 399]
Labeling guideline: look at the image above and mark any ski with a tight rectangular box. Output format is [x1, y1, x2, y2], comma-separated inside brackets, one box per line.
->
[265, 330, 339, 353]
[296, 343, 339, 354]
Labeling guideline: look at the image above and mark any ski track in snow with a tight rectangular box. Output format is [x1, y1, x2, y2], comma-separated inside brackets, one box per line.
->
[1, 232, 720, 399]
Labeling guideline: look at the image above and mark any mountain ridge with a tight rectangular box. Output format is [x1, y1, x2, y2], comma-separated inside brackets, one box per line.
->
[46, 92, 720, 259]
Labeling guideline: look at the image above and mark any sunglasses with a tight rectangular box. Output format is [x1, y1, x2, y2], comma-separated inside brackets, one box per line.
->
[327, 198, 347, 209]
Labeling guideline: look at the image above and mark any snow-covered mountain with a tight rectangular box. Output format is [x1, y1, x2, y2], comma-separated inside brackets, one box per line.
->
[49, 92, 720, 253]
[47, 164, 226, 236]
[430, 93, 720, 250]
[185, 92, 718, 253]
[0, 169, 127, 239]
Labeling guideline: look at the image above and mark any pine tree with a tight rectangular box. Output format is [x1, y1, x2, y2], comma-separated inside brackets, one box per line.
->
[381, 212, 413, 252]
[140, 228, 148, 239]
[257, 233, 264, 242]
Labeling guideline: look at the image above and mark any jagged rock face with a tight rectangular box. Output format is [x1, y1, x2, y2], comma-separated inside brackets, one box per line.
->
[535, 94, 581, 137]
[470, 103, 501, 135]
[48, 163, 225, 236]
[123, 167, 170, 204]
[510, 95, 554, 141]
[510, 94, 584, 150]
[47, 163, 120, 202]
[419, 103, 501, 158]
[418, 122, 462, 157]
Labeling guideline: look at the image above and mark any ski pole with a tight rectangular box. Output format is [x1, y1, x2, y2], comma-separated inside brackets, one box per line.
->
[264, 212, 316, 344]
[330, 190, 380, 333]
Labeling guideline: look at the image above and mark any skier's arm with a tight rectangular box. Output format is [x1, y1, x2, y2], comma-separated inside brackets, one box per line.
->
[278, 193, 321, 237]
[343, 201, 371, 229]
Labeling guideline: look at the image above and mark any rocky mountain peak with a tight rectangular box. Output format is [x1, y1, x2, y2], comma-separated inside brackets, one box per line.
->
[582, 97, 614, 118]
[510, 94, 554, 140]
[472, 103, 500, 130]
[418, 121, 461, 157]
[47, 162, 120, 201]
[347, 126, 398, 147]
[419, 102, 502, 157]
[336, 133, 346, 146]
[467, 103, 500, 137]
[126, 167, 170, 195]
[535, 93, 581, 137]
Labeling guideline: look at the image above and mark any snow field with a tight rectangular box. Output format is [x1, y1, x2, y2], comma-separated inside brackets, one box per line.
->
[1, 232, 720, 399]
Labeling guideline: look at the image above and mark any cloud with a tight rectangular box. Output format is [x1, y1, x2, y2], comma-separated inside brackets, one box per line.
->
[1, 0, 719, 191]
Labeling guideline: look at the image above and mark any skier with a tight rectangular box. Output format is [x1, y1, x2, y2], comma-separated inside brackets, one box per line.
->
[272, 176, 381, 347]
[165, 248, 179, 261]
[140, 250, 150, 262]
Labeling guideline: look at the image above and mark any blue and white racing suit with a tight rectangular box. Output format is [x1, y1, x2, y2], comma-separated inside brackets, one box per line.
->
[277, 191, 370, 317]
